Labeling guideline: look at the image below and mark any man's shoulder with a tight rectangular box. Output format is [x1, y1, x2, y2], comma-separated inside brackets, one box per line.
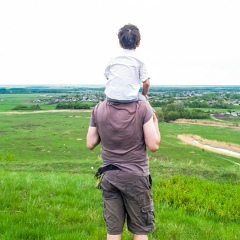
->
[94, 100, 107, 109]
[94, 101, 151, 112]
[137, 101, 153, 121]
[138, 101, 150, 109]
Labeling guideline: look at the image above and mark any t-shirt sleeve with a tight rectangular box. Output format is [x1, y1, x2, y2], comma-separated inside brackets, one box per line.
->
[139, 62, 150, 83]
[104, 65, 110, 79]
[141, 102, 153, 124]
[90, 110, 96, 127]
[90, 102, 100, 128]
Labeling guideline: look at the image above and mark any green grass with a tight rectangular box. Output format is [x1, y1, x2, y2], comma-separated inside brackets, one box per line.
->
[0, 108, 240, 239]
[0, 94, 58, 111]
[189, 107, 240, 113]
[1, 171, 240, 239]
[0, 171, 105, 240]
[155, 176, 240, 221]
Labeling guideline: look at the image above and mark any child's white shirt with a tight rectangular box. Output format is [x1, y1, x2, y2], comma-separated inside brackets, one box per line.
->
[104, 49, 150, 100]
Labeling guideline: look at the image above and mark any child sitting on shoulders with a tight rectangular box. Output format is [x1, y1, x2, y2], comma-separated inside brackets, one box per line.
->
[104, 23, 152, 104]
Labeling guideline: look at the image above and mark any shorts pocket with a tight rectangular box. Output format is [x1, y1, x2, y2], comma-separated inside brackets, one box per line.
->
[141, 203, 155, 225]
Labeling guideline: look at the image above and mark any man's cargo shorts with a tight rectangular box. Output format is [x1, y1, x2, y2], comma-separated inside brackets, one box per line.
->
[101, 170, 155, 235]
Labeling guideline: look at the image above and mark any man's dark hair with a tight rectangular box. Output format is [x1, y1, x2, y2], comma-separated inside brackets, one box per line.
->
[118, 24, 141, 50]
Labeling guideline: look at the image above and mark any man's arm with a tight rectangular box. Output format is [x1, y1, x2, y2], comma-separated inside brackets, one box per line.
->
[86, 126, 101, 150]
[143, 114, 161, 152]
[142, 79, 150, 100]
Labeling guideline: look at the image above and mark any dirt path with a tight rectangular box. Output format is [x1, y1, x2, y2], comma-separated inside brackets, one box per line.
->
[178, 134, 240, 160]
[0, 110, 92, 115]
[174, 119, 240, 129]
[176, 119, 240, 160]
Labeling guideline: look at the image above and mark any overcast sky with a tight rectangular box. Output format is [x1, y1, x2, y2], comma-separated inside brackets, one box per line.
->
[0, 0, 240, 86]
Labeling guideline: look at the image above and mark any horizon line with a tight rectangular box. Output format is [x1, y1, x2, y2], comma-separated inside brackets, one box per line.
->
[0, 84, 240, 88]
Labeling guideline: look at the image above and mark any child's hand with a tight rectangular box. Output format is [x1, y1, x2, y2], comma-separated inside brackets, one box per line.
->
[143, 94, 149, 100]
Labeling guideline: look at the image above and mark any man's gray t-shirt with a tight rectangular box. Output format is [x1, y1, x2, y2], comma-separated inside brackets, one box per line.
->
[90, 101, 153, 176]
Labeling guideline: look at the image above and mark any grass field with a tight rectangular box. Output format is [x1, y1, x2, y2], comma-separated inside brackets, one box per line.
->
[0, 95, 240, 239]
[0, 94, 59, 111]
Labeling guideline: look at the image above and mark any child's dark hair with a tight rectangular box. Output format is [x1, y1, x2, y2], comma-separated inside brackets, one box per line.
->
[118, 24, 141, 50]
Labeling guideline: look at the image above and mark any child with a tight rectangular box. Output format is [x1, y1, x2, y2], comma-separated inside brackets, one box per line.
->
[104, 23, 151, 103]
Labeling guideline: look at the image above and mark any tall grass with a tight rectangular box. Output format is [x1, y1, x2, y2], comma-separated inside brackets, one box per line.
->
[1, 171, 240, 239]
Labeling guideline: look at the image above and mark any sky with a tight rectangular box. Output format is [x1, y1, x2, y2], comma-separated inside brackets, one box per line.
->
[0, 0, 240, 86]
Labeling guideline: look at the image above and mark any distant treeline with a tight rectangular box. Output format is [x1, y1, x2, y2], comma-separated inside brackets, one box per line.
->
[12, 105, 41, 110]
[56, 103, 91, 109]
[0, 86, 239, 94]
[155, 102, 210, 122]
[0, 87, 105, 94]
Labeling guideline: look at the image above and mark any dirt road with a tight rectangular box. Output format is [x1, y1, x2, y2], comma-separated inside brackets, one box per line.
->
[174, 119, 239, 129]
[0, 110, 92, 115]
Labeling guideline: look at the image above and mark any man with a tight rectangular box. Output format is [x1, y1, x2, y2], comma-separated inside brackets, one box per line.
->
[86, 100, 161, 240]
